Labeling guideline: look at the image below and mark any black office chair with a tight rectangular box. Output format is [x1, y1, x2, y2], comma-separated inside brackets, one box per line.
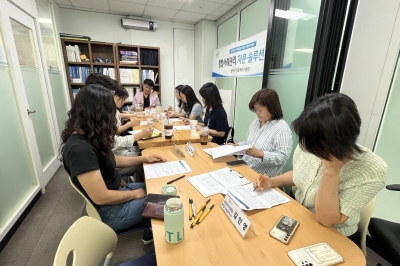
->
[223, 126, 235, 144]
[367, 184, 400, 265]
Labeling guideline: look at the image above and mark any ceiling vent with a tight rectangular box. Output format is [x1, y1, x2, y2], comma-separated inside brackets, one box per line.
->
[121, 18, 158, 31]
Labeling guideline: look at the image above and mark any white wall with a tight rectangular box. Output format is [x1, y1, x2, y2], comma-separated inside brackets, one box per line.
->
[10, 0, 38, 17]
[58, 9, 195, 109]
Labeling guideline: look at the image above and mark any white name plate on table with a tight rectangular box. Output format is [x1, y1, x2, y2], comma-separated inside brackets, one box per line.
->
[185, 142, 196, 157]
[221, 194, 251, 238]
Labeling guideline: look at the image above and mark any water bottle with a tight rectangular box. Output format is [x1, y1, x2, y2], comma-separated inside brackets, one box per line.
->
[164, 198, 184, 244]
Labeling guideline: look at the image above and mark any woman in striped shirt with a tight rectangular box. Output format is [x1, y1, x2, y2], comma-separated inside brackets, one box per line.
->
[231, 88, 292, 177]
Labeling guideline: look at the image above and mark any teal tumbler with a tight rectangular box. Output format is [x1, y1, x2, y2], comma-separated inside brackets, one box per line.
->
[164, 198, 184, 244]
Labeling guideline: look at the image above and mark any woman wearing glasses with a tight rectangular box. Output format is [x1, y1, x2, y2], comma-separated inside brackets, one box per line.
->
[230, 88, 292, 177]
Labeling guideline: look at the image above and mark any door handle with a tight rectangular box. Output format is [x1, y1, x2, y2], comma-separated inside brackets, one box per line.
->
[27, 109, 36, 115]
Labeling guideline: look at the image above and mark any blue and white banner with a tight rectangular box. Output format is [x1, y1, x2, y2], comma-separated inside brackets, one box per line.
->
[212, 30, 267, 78]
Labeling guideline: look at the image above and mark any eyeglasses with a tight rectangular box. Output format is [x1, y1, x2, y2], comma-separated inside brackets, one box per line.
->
[143, 85, 152, 90]
[252, 107, 267, 114]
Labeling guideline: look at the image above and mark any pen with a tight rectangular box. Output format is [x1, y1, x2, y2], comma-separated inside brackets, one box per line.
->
[189, 199, 193, 220]
[196, 199, 210, 214]
[190, 206, 206, 228]
[167, 175, 186, 184]
[191, 199, 196, 217]
[253, 172, 267, 192]
[228, 192, 250, 209]
[197, 204, 214, 224]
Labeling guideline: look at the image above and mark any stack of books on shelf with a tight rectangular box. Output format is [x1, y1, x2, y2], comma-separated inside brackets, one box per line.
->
[120, 68, 140, 84]
[93, 67, 116, 80]
[120, 50, 138, 64]
[68, 66, 91, 83]
[60, 33, 91, 41]
[142, 69, 158, 83]
[66, 45, 82, 62]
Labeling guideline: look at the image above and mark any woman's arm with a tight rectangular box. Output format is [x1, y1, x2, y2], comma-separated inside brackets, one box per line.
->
[255, 170, 294, 191]
[115, 154, 167, 168]
[77, 170, 146, 205]
[117, 118, 140, 135]
[208, 128, 225, 137]
[315, 159, 349, 227]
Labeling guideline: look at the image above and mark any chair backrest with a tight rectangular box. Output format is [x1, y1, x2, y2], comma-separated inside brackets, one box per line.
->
[224, 126, 235, 144]
[358, 196, 376, 256]
[53, 216, 118, 266]
[69, 177, 102, 221]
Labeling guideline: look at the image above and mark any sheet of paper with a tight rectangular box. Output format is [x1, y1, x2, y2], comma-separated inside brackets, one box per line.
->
[224, 183, 290, 210]
[202, 145, 252, 159]
[128, 130, 141, 135]
[144, 160, 192, 179]
[169, 118, 181, 123]
[186, 167, 251, 197]
[173, 125, 191, 130]
[140, 121, 147, 125]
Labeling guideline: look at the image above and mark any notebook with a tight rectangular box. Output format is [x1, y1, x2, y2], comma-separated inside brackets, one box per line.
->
[142, 193, 180, 205]
[142, 204, 164, 220]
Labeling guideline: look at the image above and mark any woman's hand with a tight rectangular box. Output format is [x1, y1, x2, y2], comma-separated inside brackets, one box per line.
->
[133, 188, 147, 199]
[167, 110, 175, 117]
[245, 147, 264, 158]
[168, 106, 173, 111]
[322, 158, 347, 176]
[129, 117, 140, 127]
[183, 118, 190, 125]
[253, 174, 272, 192]
[143, 154, 167, 163]
[141, 126, 154, 138]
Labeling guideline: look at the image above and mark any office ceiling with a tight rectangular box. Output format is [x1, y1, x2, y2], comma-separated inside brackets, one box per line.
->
[53, 0, 243, 24]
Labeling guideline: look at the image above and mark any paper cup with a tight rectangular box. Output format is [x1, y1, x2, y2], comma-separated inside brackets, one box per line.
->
[190, 120, 198, 135]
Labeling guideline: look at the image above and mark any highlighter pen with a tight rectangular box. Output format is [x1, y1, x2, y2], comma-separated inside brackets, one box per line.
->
[196, 199, 210, 214]
[197, 204, 215, 224]
[191, 199, 196, 217]
[253, 172, 267, 192]
[190, 206, 206, 228]
[189, 198, 193, 220]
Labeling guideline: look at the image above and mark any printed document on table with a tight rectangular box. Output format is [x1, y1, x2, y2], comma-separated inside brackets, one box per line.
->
[173, 125, 191, 130]
[202, 145, 252, 159]
[128, 130, 141, 135]
[140, 121, 147, 125]
[169, 118, 181, 123]
[144, 160, 192, 179]
[187, 167, 251, 197]
[224, 183, 290, 210]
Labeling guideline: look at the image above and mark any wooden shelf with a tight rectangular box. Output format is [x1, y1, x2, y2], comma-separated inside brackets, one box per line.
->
[121, 83, 140, 86]
[119, 63, 139, 67]
[93, 63, 115, 66]
[71, 83, 85, 86]
[141, 65, 159, 68]
[66, 62, 91, 65]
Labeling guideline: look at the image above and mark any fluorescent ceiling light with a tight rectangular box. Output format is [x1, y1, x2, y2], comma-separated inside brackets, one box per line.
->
[294, 48, 313, 53]
[275, 9, 316, 21]
[38, 18, 52, 24]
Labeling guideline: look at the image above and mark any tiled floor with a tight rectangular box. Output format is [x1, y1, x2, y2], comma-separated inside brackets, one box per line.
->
[0, 166, 394, 266]
[0, 166, 149, 266]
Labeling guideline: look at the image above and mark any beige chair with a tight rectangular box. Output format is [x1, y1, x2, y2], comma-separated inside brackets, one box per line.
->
[69, 178, 101, 220]
[53, 216, 117, 266]
[358, 196, 376, 256]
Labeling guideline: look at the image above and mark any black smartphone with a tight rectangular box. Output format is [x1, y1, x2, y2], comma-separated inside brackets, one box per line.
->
[226, 160, 247, 167]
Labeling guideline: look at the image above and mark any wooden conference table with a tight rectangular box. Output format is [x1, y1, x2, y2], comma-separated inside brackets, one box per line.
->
[142, 143, 366, 266]
[132, 118, 212, 149]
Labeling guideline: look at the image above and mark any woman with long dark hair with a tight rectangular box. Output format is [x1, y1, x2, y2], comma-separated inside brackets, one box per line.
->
[61, 84, 166, 243]
[168, 85, 186, 118]
[179, 85, 203, 123]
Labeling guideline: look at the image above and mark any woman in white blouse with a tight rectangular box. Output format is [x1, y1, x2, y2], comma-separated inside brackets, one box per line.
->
[231, 88, 292, 176]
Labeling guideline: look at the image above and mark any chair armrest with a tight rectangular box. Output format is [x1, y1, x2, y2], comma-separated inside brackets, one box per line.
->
[386, 184, 400, 191]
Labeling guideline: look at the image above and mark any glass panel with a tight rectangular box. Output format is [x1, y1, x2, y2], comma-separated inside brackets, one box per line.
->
[36, 1, 69, 134]
[373, 54, 400, 223]
[0, 28, 37, 228]
[216, 14, 238, 125]
[234, 0, 270, 141]
[10, 18, 55, 168]
[267, 0, 321, 172]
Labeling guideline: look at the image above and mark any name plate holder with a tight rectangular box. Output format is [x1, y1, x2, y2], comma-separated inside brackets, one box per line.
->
[185, 141, 197, 157]
[171, 144, 186, 158]
[221, 194, 253, 238]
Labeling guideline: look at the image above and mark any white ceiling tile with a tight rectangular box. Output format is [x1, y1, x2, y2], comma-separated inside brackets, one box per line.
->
[205, 14, 220, 21]
[204, 0, 229, 4]
[53, 0, 72, 6]
[147, 0, 187, 10]
[69, 0, 109, 10]
[181, 0, 222, 15]
[211, 4, 233, 16]
[173, 11, 206, 23]
[144, 6, 178, 19]
[225, 0, 242, 6]
[109, 0, 145, 16]
[114, 0, 147, 4]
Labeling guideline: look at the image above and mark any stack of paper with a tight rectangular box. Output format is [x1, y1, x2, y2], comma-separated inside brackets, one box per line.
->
[203, 145, 251, 159]
[144, 160, 192, 179]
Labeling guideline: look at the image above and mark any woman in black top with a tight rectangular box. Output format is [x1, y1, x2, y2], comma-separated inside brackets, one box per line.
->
[198, 82, 229, 145]
[61, 84, 166, 242]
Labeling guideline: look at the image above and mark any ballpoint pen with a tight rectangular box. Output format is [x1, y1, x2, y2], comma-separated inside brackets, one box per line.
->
[196, 199, 210, 214]
[189, 198, 193, 220]
[253, 172, 267, 192]
[197, 204, 214, 224]
[167, 175, 186, 184]
[190, 206, 206, 228]
[191, 199, 196, 217]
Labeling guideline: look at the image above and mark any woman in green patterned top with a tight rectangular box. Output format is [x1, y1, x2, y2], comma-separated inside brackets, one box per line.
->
[254, 93, 387, 245]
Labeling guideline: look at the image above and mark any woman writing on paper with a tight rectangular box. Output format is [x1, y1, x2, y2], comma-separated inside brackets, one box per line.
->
[167, 85, 186, 118]
[177, 85, 204, 124]
[254, 93, 387, 243]
[230, 89, 292, 177]
[61, 84, 166, 243]
[197, 82, 229, 145]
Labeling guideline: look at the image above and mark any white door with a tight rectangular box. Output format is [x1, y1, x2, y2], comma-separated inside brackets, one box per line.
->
[1, 1, 60, 187]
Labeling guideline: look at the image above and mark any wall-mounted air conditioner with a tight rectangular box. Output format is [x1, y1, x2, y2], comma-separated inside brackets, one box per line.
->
[121, 18, 158, 31]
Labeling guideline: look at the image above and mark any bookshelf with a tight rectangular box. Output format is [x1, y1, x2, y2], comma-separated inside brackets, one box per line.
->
[61, 39, 161, 105]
